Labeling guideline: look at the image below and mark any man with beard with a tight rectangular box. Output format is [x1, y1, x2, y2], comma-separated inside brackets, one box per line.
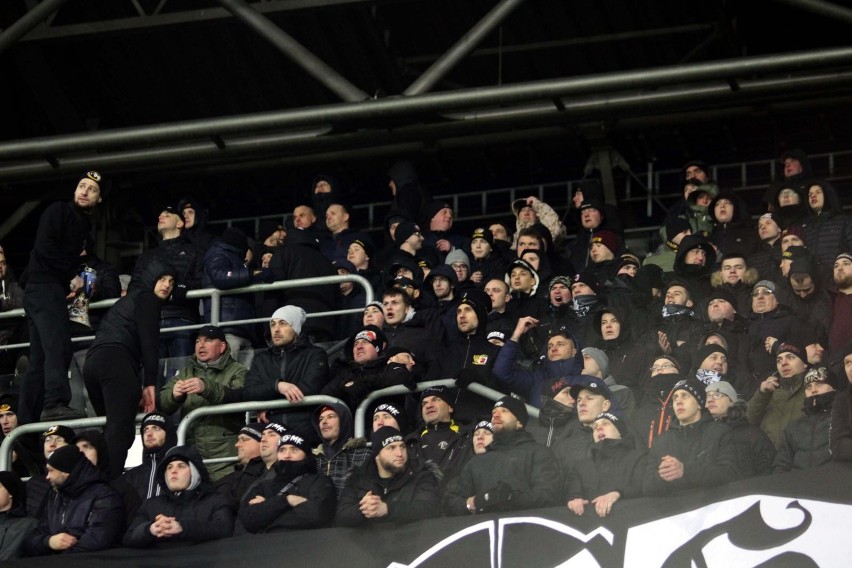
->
[444, 396, 561, 515]
[829, 253, 852, 353]
[336, 426, 439, 526]
[19, 171, 104, 423]
[122, 411, 177, 503]
[238, 433, 336, 533]
[123, 445, 233, 547]
[243, 306, 329, 444]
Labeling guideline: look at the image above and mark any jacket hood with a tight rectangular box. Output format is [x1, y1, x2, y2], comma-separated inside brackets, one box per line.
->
[779, 148, 813, 179]
[387, 160, 419, 187]
[59, 457, 106, 499]
[130, 258, 176, 294]
[807, 179, 842, 214]
[156, 445, 210, 488]
[709, 191, 753, 226]
[674, 235, 715, 278]
[312, 400, 355, 456]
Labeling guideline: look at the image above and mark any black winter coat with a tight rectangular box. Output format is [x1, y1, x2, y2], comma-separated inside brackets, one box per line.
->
[830, 388, 852, 462]
[717, 401, 776, 478]
[24, 459, 125, 555]
[336, 461, 439, 527]
[23, 201, 91, 287]
[133, 235, 203, 321]
[238, 459, 336, 533]
[214, 457, 267, 511]
[773, 392, 834, 473]
[444, 429, 562, 516]
[565, 438, 649, 501]
[87, 258, 172, 388]
[643, 414, 738, 496]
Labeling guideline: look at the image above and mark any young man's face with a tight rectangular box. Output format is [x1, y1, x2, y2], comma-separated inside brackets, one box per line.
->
[430, 208, 453, 232]
[589, 243, 614, 263]
[431, 275, 453, 300]
[758, 217, 781, 242]
[154, 275, 175, 300]
[165, 460, 192, 492]
[318, 409, 341, 443]
[382, 294, 408, 325]
[546, 335, 575, 362]
[784, 157, 803, 178]
[776, 352, 806, 378]
[713, 199, 733, 223]
[516, 236, 540, 257]
[592, 417, 620, 442]
[142, 424, 167, 451]
[490, 406, 521, 432]
[549, 283, 571, 307]
[835, 257, 852, 290]
[484, 279, 510, 311]
[278, 444, 307, 462]
[672, 390, 702, 425]
[456, 304, 479, 335]
[0, 410, 17, 435]
[346, 243, 369, 269]
[470, 237, 492, 260]
[46, 465, 71, 489]
[376, 441, 407, 475]
[509, 267, 534, 293]
[600, 312, 620, 340]
[270, 319, 297, 347]
[362, 305, 385, 328]
[473, 427, 493, 455]
[580, 208, 602, 230]
[664, 285, 691, 307]
[780, 233, 804, 251]
[720, 257, 746, 284]
[684, 247, 706, 266]
[157, 210, 183, 232]
[808, 185, 825, 212]
[489, 224, 509, 242]
[575, 389, 611, 425]
[372, 412, 400, 432]
[804, 381, 834, 398]
[705, 390, 732, 419]
[571, 282, 595, 297]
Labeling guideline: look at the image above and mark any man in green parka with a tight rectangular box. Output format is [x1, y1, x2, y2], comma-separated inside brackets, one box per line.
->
[160, 325, 247, 480]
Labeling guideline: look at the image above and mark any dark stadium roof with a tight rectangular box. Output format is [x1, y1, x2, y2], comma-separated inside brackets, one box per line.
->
[1, 0, 852, 262]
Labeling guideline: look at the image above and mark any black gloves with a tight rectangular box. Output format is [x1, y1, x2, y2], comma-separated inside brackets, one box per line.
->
[474, 481, 513, 513]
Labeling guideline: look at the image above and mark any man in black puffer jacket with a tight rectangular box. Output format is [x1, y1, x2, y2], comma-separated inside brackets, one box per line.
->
[243, 306, 329, 445]
[25, 445, 124, 556]
[123, 446, 233, 547]
[773, 367, 836, 473]
[444, 396, 561, 516]
[239, 433, 336, 533]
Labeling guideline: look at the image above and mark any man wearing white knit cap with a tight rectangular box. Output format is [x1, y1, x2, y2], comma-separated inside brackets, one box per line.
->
[243, 305, 330, 445]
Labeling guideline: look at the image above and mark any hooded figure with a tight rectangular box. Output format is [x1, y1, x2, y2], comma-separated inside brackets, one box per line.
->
[767, 181, 809, 230]
[387, 160, 432, 224]
[24, 445, 125, 556]
[671, 235, 716, 300]
[708, 191, 759, 260]
[310, 173, 343, 232]
[177, 196, 216, 253]
[84, 259, 177, 479]
[123, 445, 233, 547]
[122, 410, 178, 502]
[801, 179, 852, 283]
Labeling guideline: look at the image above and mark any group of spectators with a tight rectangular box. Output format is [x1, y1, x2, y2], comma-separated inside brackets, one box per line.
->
[1, 150, 852, 559]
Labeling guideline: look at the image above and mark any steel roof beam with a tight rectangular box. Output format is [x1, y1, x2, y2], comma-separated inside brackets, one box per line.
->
[771, 0, 852, 25]
[404, 0, 527, 96]
[0, 0, 72, 53]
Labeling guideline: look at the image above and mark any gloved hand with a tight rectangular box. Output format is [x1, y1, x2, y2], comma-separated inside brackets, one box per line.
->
[170, 283, 188, 303]
[474, 481, 513, 513]
[454, 367, 479, 389]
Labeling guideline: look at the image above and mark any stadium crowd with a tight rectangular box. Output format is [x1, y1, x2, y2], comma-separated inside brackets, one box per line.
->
[0, 151, 851, 559]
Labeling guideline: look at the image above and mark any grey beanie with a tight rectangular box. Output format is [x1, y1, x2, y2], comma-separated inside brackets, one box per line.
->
[271, 305, 307, 336]
[582, 347, 610, 378]
[445, 249, 470, 270]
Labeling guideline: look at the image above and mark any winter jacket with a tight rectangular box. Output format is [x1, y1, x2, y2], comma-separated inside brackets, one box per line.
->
[550, 421, 595, 475]
[643, 414, 738, 495]
[243, 335, 329, 437]
[336, 460, 439, 527]
[382, 314, 443, 379]
[802, 180, 852, 282]
[746, 306, 800, 379]
[24, 459, 124, 555]
[708, 192, 759, 260]
[830, 388, 852, 462]
[444, 429, 561, 515]
[312, 402, 371, 496]
[122, 446, 233, 547]
[322, 355, 414, 413]
[716, 400, 776, 477]
[773, 391, 834, 473]
[202, 239, 272, 339]
[87, 259, 173, 388]
[238, 458, 336, 533]
[527, 397, 582, 448]
[0, 499, 37, 560]
[405, 421, 472, 491]
[122, 429, 176, 503]
[214, 457, 267, 511]
[23, 201, 91, 287]
[565, 438, 649, 501]
[747, 370, 807, 448]
[160, 346, 247, 481]
[593, 307, 651, 391]
[133, 235, 203, 322]
[633, 373, 683, 448]
[492, 331, 584, 408]
[269, 228, 338, 340]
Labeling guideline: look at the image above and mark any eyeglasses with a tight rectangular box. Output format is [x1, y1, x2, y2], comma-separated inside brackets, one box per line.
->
[650, 363, 676, 372]
[706, 391, 729, 401]
[752, 289, 774, 297]
[778, 189, 798, 198]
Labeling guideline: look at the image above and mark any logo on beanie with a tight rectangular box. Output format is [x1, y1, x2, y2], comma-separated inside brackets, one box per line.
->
[0, 404, 10, 412]
[355, 330, 378, 343]
[375, 404, 400, 416]
[777, 343, 803, 357]
[86, 171, 101, 183]
[380, 434, 403, 448]
[145, 414, 167, 424]
[279, 434, 305, 447]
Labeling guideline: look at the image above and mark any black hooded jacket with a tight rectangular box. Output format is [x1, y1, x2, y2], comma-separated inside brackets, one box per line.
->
[87, 259, 175, 388]
[25, 458, 125, 555]
[709, 192, 759, 259]
[133, 234, 203, 321]
[802, 180, 852, 281]
[123, 446, 233, 547]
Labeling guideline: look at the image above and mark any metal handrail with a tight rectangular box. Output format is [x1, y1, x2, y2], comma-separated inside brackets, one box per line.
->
[175, 395, 347, 446]
[0, 273, 374, 351]
[0, 413, 147, 472]
[352, 380, 539, 439]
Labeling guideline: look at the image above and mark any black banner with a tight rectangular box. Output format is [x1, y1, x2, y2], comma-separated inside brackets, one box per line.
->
[10, 462, 852, 567]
